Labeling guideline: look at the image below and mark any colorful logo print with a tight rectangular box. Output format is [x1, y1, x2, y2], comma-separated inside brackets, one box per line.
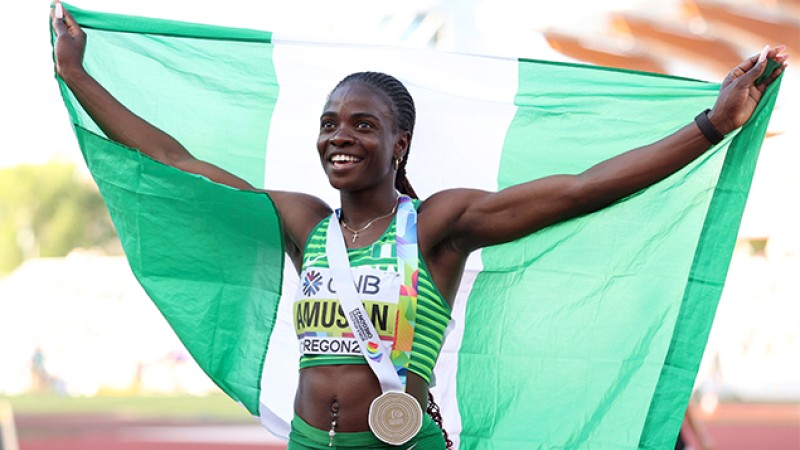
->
[302, 270, 323, 296]
[366, 340, 383, 362]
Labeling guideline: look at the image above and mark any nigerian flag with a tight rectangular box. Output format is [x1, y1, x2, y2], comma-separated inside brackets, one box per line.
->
[53, 4, 780, 449]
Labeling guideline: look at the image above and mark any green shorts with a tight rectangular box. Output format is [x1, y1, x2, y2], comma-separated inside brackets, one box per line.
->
[287, 413, 446, 449]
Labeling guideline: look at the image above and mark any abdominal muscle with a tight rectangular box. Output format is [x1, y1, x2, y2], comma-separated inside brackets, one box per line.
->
[294, 365, 429, 432]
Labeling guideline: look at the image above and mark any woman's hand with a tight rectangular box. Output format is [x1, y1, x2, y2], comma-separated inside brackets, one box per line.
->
[709, 45, 788, 135]
[51, 0, 87, 82]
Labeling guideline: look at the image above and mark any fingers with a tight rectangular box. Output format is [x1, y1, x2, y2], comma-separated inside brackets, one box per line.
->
[756, 46, 789, 88]
[51, 1, 82, 39]
[757, 45, 770, 65]
[738, 45, 771, 84]
[772, 50, 789, 73]
[721, 55, 756, 90]
[744, 45, 771, 79]
[757, 61, 787, 89]
[740, 45, 791, 85]
[51, 2, 68, 36]
[766, 45, 789, 68]
[51, 0, 70, 35]
[770, 45, 787, 58]
[731, 45, 787, 79]
[61, 2, 79, 28]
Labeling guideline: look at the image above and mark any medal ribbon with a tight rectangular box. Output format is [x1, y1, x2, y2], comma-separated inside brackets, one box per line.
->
[390, 196, 418, 388]
[326, 195, 418, 392]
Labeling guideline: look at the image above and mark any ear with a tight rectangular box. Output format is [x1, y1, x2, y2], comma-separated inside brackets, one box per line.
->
[393, 130, 410, 161]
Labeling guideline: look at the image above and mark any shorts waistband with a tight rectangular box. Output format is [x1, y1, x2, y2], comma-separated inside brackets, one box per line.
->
[289, 413, 440, 448]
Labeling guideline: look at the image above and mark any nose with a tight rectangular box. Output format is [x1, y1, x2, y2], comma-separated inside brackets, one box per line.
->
[329, 126, 355, 147]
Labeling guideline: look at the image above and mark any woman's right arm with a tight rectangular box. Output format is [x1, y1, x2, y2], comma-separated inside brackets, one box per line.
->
[52, 2, 332, 268]
[52, 2, 254, 190]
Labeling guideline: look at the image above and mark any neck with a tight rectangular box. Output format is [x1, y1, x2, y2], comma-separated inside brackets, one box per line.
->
[339, 187, 399, 228]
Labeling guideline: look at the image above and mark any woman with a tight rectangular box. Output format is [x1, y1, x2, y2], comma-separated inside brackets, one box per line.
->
[52, 2, 786, 448]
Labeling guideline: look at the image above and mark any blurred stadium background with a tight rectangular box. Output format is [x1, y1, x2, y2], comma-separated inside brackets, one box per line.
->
[1, 0, 798, 448]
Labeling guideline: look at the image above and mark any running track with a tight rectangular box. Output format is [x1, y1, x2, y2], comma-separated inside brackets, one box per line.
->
[14, 403, 799, 450]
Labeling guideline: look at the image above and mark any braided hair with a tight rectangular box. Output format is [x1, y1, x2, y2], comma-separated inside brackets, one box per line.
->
[332, 72, 418, 199]
[428, 391, 454, 449]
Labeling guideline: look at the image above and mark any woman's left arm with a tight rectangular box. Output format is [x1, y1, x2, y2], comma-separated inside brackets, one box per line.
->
[432, 47, 787, 254]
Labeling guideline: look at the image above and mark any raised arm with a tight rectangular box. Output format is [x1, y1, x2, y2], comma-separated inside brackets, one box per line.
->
[51, 2, 331, 268]
[52, 2, 255, 190]
[425, 47, 787, 255]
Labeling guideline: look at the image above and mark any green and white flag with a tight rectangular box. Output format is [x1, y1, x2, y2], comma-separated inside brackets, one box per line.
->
[53, 5, 781, 448]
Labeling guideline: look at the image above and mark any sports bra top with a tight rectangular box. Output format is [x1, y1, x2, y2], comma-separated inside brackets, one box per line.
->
[295, 203, 451, 384]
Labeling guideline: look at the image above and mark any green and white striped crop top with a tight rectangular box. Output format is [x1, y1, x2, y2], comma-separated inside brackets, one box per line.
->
[295, 203, 451, 384]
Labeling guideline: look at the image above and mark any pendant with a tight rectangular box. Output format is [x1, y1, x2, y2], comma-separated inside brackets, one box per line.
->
[368, 391, 423, 446]
[351, 231, 358, 243]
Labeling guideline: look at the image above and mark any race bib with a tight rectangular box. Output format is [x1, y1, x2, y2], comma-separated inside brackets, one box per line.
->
[295, 266, 400, 355]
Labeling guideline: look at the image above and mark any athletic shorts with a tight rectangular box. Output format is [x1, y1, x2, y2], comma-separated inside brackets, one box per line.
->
[287, 413, 446, 449]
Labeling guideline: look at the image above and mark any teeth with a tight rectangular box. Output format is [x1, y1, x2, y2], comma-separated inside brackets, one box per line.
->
[331, 154, 361, 163]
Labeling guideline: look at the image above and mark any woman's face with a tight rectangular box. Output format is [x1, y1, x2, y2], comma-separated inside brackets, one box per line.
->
[317, 82, 408, 193]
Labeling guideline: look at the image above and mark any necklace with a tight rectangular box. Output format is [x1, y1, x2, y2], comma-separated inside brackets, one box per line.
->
[340, 196, 399, 243]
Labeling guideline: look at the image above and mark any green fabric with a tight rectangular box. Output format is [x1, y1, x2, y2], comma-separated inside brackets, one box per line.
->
[72, 127, 284, 415]
[638, 76, 781, 448]
[62, 5, 271, 41]
[55, 4, 284, 416]
[456, 61, 781, 448]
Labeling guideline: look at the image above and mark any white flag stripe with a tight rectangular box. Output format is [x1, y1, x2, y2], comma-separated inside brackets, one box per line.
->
[432, 251, 484, 449]
[259, 265, 301, 439]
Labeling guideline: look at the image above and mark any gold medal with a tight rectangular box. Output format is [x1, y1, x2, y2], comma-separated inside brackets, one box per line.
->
[368, 391, 423, 445]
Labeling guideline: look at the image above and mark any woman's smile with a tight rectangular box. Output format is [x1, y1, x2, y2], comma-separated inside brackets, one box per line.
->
[329, 153, 364, 170]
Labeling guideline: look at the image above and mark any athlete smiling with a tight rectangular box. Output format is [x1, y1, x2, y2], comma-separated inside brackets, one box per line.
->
[51, 1, 788, 448]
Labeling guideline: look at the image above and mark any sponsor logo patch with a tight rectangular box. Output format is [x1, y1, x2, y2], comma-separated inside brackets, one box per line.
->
[302, 270, 323, 296]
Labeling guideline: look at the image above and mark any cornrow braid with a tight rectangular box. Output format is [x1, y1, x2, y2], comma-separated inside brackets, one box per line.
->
[333, 72, 418, 199]
[428, 391, 453, 449]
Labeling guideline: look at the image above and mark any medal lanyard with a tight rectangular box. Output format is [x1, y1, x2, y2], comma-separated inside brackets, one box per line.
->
[326, 195, 419, 393]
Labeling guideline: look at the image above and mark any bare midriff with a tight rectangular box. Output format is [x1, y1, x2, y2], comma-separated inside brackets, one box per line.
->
[294, 365, 428, 432]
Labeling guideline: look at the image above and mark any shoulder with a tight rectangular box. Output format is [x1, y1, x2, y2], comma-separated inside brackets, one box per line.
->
[418, 188, 491, 224]
[268, 190, 332, 216]
[266, 190, 332, 266]
[416, 188, 491, 252]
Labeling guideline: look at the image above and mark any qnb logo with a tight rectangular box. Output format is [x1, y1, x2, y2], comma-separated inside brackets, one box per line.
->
[366, 340, 383, 362]
[302, 270, 323, 296]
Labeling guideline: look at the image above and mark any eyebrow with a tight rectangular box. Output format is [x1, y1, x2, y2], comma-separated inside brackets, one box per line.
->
[320, 111, 382, 122]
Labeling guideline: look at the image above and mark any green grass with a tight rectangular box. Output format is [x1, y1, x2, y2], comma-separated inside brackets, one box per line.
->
[0, 393, 254, 421]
